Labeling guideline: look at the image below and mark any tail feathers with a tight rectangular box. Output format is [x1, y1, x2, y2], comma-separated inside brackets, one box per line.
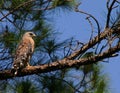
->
[11, 65, 20, 76]
[14, 70, 18, 75]
[12, 62, 26, 75]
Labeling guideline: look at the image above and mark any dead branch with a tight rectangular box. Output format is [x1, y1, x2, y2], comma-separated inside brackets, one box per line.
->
[75, 3, 101, 34]
[106, 0, 117, 28]
[66, 28, 115, 60]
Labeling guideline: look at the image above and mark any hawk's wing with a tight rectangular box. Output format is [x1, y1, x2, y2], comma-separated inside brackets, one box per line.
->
[13, 39, 33, 70]
[12, 32, 35, 75]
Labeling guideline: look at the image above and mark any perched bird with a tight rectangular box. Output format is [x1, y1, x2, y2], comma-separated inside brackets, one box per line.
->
[12, 32, 36, 75]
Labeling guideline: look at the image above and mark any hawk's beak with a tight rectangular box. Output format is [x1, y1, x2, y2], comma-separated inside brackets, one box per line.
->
[33, 34, 36, 37]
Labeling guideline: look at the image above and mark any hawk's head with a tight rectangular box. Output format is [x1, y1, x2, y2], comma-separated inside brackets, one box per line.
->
[23, 32, 36, 38]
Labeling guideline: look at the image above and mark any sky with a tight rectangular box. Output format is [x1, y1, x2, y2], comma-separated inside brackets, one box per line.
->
[54, 0, 120, 93]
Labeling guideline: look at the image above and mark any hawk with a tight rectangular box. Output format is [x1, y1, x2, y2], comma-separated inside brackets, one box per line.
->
[12, 32, 36, 75]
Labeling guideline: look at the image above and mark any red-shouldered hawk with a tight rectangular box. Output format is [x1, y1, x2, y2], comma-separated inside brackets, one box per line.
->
[12, 32, 36, 75]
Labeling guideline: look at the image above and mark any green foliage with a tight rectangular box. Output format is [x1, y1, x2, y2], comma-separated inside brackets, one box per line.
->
[52, 0, 74, 7]
[0, 0, 4, 9]
[0, 81, 8, 93]
[40, 75, 74, 93]
[34, 21, 53, 48]
[73, 52, 109, 93]
[11, 0, 26, 7]
[15, 80, 39, 93]
[5, 79, 40, 93]
[95, 76, 109, 93]
[1, 30, 18, 53]
[51, 0, 77, 11]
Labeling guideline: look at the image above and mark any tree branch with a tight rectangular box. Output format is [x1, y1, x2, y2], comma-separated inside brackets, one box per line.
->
[75, 3, 101, 35]
[0, 25, 120, 80]
[0, 0, 120, 81]
[0, 32, 120, 80]
[66, 28, 114, 60]
[0, 0, 57, 21]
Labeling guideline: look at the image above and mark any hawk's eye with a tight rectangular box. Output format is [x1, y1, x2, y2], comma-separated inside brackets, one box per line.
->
[29, 33, 33, 36]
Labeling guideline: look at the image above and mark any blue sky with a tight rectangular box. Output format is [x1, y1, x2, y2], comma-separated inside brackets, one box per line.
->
[54, 0, 120, 93]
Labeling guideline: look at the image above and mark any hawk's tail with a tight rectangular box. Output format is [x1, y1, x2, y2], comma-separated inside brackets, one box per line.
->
[11, 68, 18, 75]
[11, 64, 20, 75]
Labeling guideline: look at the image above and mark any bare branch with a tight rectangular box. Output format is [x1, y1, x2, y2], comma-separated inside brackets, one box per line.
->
[106, 0, 110, 9]
[0, 11, 19, 28]
[75, 3, 101, 35]
[86, 16, 94, 41]
[105, 0, 117, 28]
[116, 0, 120, 4]
[66, 28, 113, 60]
[75, 3, 102, 55]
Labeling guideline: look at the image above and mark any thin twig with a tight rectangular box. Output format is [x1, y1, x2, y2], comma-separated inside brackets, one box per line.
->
[105, 0, 117, 28]
[0, 0, 36, 21]
[0, 11, 19, 28]
[86, 16, 94, 41]
[75, 3, 101, 55]
[75, 3, 101, 36]
[106, 0, 110, 9]
[116, 0, 120, 4]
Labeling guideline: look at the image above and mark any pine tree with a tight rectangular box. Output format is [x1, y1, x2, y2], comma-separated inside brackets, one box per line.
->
[0, 0, 120, 93]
